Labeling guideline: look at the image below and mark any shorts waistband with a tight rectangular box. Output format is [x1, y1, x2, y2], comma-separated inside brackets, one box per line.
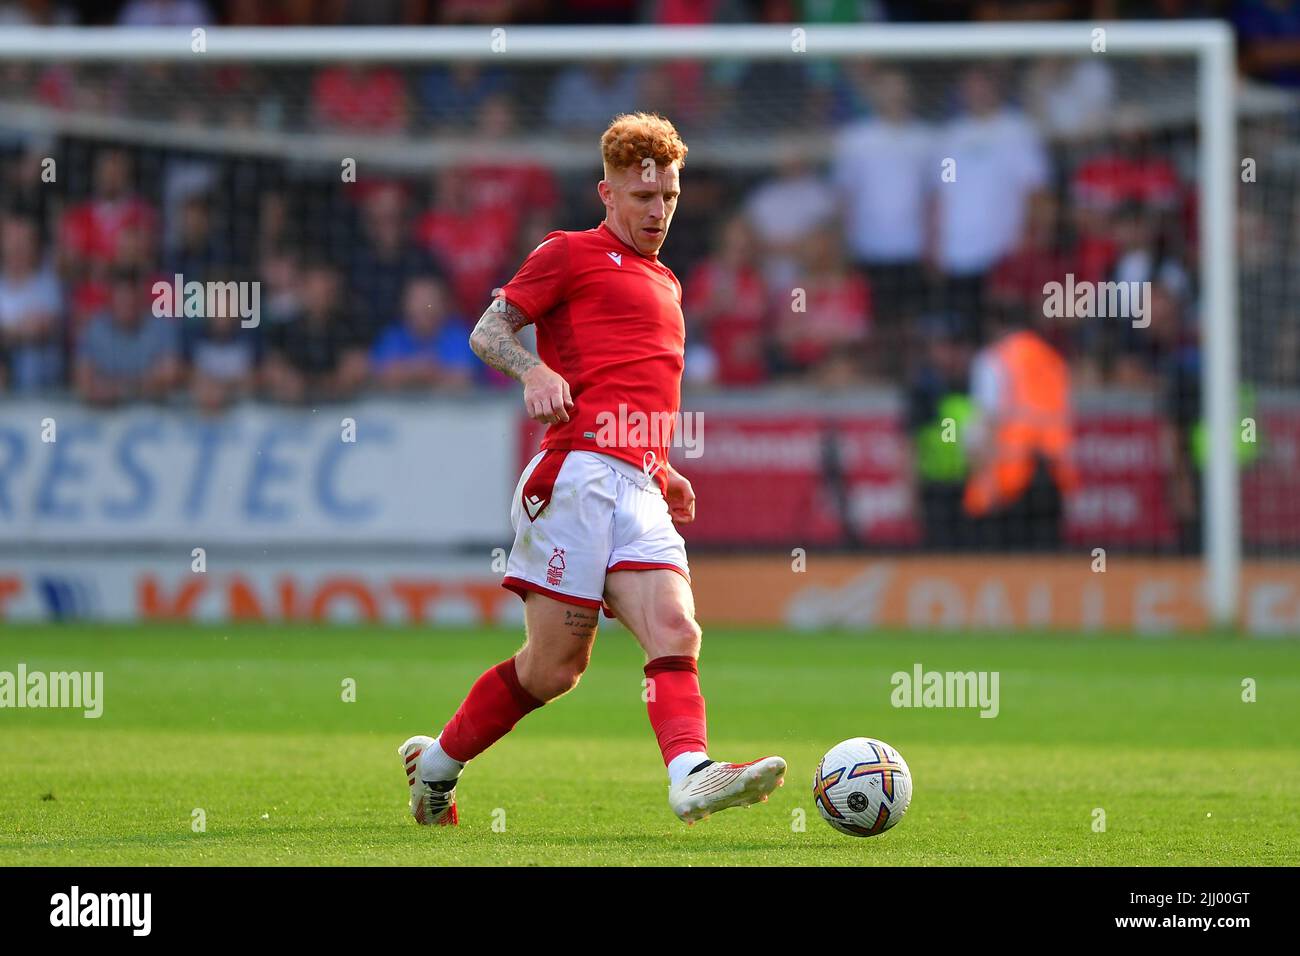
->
[580, 451, 663, 492]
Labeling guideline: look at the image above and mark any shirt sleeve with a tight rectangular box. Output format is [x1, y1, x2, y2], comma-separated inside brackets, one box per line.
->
[499, 230, 569, 327]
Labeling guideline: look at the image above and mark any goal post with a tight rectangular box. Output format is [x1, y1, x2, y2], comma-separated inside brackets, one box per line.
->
[0, 21, 1246, 628]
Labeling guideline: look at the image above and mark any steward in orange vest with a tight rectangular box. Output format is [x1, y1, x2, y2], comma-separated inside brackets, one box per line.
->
[963, 327, 1078, 548]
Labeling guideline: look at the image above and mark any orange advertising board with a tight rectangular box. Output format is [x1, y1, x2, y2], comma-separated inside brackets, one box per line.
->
[3, 556, 1298, 635]
[689, 556, 1300, 636]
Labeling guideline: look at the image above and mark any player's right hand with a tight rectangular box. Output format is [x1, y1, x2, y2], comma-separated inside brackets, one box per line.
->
[521, 364, 574, 424]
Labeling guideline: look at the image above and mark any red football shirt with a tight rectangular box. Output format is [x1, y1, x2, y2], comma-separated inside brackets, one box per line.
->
[500, 221, 685, 492]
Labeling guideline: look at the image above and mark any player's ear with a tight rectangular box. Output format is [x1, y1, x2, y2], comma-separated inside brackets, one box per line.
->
[596, 178, 612, 208]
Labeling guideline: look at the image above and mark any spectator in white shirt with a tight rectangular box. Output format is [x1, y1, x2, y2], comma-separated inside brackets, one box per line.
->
[743, 149, 837, 295]
[1024, 57, 1116, 141]
[831, 69, 936, 373]
[931, 68, 1050, 340]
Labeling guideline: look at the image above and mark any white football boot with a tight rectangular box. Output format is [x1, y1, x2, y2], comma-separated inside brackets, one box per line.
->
[668, 756, 787, 824]
[398, 735, 459, 826]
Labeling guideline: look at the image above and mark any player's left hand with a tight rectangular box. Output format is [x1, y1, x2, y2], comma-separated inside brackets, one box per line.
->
[665, 469, 695, 524]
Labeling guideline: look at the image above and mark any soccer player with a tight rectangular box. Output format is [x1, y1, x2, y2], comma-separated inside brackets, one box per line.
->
[398, 113, 786, 826]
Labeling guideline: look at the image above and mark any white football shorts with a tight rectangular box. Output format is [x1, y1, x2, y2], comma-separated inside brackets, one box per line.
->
[502, 449, 690, 613]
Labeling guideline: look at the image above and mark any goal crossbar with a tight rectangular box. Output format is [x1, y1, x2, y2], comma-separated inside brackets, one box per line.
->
[0, 22, 1233, 61]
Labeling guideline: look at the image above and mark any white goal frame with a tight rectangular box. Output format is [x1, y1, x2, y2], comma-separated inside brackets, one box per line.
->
[0, 22, 1240, 627]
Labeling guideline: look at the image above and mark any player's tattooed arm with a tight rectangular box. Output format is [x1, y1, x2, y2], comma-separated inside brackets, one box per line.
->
[472, 297, 574, 424]
[468, 299, 540, 381]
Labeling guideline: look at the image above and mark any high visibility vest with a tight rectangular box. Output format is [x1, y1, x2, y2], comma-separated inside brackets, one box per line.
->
[963, 331, 1078, 517]
[915, 393, 972, 482]
[1191, 385, 1261, 470]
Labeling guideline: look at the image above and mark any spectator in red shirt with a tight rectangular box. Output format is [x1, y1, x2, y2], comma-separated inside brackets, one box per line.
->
[414, 167, 518, 320]
[1069, 106, 1183, 281]
[311, 64, 409, 134]
[461, 95, 561, 223]
[773, 225, 873, 385]
[60, 151, 161, 335]
[682, 214, 768, 386]
[66, 221, 160, 335]
[58, 149, 157, 272]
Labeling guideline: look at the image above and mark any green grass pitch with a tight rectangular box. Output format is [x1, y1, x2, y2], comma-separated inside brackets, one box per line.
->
[1, 623, 1297, 866]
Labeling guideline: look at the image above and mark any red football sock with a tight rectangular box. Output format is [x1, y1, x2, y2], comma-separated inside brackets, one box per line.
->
[644, 655, 709, 766]
[438, 657, 543, 763]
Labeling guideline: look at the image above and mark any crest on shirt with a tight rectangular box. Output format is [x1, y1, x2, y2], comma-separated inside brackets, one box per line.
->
[606, 251, 622, 267]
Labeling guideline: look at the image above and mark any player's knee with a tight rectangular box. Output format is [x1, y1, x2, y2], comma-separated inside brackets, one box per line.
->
[655, 608, 702, 657]
[537, 657, 587, 700]
[533, 639, 593, 699]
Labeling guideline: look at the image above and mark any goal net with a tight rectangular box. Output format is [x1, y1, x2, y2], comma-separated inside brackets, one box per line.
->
[0, 23, 1291, 632]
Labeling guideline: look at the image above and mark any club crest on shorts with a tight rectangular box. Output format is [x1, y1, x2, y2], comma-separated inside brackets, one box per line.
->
[546, 548, 566, 585]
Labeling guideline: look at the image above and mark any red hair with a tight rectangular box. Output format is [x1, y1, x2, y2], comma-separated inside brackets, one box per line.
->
[600, 112, 688, 173]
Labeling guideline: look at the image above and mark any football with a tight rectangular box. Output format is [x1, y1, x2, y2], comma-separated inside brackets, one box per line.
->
[813, 737, 913, 837]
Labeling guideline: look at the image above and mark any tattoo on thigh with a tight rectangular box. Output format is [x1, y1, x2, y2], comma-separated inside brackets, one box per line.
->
[564, 608, 599, 637]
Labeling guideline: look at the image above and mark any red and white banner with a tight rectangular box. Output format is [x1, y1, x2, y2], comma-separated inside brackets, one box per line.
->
[521, 397, 1300, 549]
[1243, 405, 1300, 548]
[1065, 413, 1177, 547]
[521, 406, 1192, 547]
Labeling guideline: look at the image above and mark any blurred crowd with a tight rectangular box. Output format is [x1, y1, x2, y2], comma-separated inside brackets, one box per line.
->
[0, 0, 1299, 412]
